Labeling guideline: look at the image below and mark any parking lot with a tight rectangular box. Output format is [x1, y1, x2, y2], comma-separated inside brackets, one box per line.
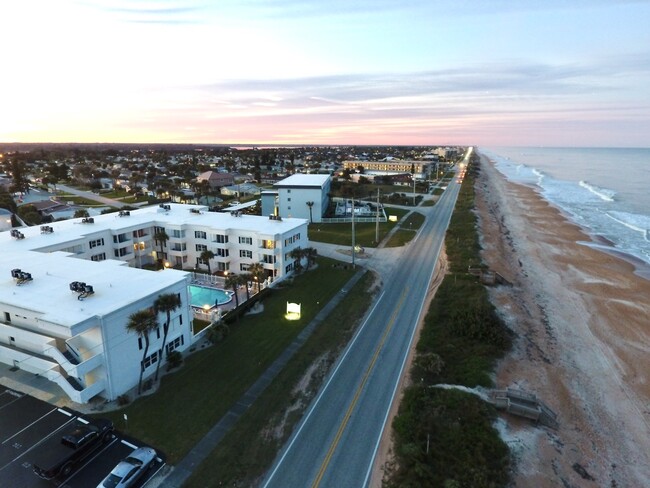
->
[0, 385, 164, 488]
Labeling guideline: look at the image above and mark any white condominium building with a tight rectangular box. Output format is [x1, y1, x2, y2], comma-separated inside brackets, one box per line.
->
[0, 203, 308, 404]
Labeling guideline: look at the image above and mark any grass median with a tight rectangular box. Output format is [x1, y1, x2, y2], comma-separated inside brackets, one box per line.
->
[309, 207, 414, 247]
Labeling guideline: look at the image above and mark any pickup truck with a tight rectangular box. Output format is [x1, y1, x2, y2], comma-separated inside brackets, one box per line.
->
[32, 417, 114, 480]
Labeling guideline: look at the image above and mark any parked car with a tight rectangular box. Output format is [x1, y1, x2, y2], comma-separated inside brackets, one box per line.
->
[33, 417, 114, 479]
[97, 446, 157, 488]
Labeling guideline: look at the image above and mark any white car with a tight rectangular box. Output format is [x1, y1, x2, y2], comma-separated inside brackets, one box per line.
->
[97, 446, 156, 488]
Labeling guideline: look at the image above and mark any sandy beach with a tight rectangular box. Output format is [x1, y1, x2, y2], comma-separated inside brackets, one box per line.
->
[475, 152, 650, 487]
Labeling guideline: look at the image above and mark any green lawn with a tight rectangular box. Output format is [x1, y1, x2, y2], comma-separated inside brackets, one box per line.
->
[384, 211, 425, 247]
[56, 194, 107, 206]
[186, 271, 375, 487]
[99, 257, 356, 464]
[308, 207, 409, 247]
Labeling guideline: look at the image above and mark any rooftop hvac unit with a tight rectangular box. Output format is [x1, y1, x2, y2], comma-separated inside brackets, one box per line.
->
[11, 269, 32, 285]
[70, 281, 95, 300]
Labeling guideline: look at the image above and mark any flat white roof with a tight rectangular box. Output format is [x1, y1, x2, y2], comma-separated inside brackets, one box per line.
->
[0, 204, 307, 252]
[0, 250, 188, 328]
[274, 174, 330, 188]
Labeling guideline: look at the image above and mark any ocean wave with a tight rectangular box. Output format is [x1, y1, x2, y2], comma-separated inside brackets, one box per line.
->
[579, 180, 616, 202]
[606, 211, 650, 241]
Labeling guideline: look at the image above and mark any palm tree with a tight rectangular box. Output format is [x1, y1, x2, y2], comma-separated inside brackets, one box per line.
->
[242, 273, 252, 301]
[126, 308, 158, 394]
[200, 249, 215, 274]
[154, 229, 169, 263]
[306, 201, 314, 223]
[224, 272, 240, 309]
[289, 247, 304, 273]
[248, 262, 265, 293]
[153, 293, 181, 381]
[305, 247, 318, 270]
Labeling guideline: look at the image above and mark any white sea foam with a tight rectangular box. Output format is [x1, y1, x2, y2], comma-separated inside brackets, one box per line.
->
[579, 180, 616, 202]
[607, 211, 650, 242]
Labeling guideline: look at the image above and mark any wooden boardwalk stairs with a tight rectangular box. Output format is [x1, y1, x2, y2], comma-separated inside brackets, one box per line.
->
[468, 266, 512, 286]
[489, 388, 559, 429]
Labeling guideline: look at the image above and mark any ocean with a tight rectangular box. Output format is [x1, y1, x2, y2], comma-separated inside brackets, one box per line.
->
[479, 146, 650, 271]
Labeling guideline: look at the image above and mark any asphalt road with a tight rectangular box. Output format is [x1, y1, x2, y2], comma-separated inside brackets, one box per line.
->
[262, 151, 469, 488]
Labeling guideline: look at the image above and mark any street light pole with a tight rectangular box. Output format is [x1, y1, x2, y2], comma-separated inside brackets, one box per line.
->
[375, 188, 380, 244]
[351, 198, 356, 268]
[412, 176, 416, 206]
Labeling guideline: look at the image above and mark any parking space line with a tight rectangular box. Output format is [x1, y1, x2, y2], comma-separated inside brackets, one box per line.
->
[1, 407, 59, 445]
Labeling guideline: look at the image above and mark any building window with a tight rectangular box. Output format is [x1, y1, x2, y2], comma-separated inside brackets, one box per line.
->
[240, 263, 251, 272]
[214, 234, 228, 243]
[138, 337, 143, 350]
[240, 249, 252, 259]
[166, 335, 185, 354]
[172, 229, 185, 238]
[114, 247, 130, 257]
[142, 351, 158, 369]
[216, 248, 229, 257]
[217, 262, 230, 272]
[196, 244, 207, 252]
[287, 197, 291, 202]
[91, 252, 106, 262]
[239, 236, 252, 245]
[89, 238, 104, 249]
[195, 231, 207, 239]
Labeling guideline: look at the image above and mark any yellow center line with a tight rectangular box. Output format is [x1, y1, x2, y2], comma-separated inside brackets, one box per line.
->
[311, 287, 409, 488]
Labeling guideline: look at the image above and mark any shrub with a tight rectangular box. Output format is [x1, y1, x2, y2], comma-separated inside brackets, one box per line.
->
[166, 351, 183, 371]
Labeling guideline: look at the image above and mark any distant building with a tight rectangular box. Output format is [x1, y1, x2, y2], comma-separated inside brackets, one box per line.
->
[196, 170, 234, 189]
[272, 174, 331, 223]
[0, 208, 12, 232]
[220, 183, 260, 197]
[342, 160, 432, 179]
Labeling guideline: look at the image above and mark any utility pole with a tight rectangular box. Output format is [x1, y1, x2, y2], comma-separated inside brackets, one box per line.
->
[375, 188, 380, 244]
[412, 176, 416, 206]
[351, 198, 356, 268]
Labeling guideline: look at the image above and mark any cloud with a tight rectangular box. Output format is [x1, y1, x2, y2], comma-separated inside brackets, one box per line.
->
[195, 56, 650, 113]
[78, 0, 206, 24]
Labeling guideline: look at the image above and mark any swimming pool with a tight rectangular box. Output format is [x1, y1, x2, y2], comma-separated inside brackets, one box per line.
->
[189, 285, 234, 309]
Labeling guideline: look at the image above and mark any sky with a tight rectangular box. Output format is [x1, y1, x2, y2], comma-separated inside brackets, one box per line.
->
[1, 0, 649, 147]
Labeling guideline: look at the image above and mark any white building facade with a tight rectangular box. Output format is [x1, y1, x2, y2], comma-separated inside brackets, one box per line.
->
[272, 174, 331, 223]
[0, 204, 308, 404]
